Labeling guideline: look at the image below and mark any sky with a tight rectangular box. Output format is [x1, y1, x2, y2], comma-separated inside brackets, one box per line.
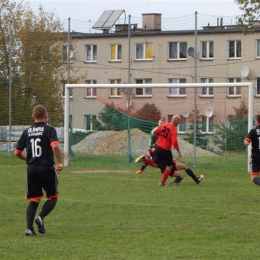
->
[23, 0, 242, 23]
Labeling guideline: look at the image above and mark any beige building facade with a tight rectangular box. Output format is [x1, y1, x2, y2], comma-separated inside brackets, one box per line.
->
[65, 13, 260, 133]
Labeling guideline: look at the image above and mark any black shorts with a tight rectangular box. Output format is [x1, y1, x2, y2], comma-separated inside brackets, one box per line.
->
[159, 161, 177, 177]
[26, 164, 59, 200]
[153, 145, 174, 167]
[251, 154, 260, 173]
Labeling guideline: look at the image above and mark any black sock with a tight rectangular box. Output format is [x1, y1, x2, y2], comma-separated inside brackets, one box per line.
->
[186, 168, 199, 183]
[253, 177, 260, 186]
[173, 176, 183, 184]
[160, 165, 166, 174]
[169, 167, 175, 177]
[26, 201, 39, 230]
[39, 198, 57, 219]
[140, 164, 147, 171]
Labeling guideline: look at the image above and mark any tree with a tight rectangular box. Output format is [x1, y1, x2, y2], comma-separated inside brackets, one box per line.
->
[235, 0, 260, 32]
[213, 99, 248, 152]
[98, 104, 127, 131]
[183, 106, 209, 150]
[0, 0, 68, 126]
[233, 98, 248, 118]
[98, 103, 158, 133]
[132, 103, 161, 122]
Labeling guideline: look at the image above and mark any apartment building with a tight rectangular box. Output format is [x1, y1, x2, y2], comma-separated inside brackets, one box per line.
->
[64, 13, 260, 133]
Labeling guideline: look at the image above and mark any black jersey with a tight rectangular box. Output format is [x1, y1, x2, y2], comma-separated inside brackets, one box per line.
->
[15, 122, 59, 166]
[245, 125, 260, 156]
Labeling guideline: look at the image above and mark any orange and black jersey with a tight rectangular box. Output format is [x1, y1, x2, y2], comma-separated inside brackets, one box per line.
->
[15, 122, 59, 166]
[245, 125, 260, 155]
[154, 123, 179, 151]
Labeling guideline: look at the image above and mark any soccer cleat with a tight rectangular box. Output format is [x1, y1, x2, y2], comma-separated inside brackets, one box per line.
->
[159, 183, 167, 186]
[135, 154, 145, 163]
[196, 174, 204, 184]
[35, 216, 45, 234]
[25, 229, 36, 236]
[135, 169, 142, 175]
[169, 182, 180, 186]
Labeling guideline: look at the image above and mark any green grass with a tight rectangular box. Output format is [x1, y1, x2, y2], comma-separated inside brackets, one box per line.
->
[0, 153, 259, 259]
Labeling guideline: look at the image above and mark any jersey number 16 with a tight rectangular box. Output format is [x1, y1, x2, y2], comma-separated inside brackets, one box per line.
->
[30, 138, 42, 158]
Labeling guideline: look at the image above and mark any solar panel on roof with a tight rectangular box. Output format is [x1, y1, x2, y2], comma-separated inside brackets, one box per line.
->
[93, 10, 125, 29]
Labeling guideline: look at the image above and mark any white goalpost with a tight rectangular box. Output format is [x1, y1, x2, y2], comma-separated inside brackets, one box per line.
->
[64, 82, 254, 168]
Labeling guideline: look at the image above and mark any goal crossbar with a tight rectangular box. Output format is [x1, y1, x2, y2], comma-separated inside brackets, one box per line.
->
[64, 82, 254, 167]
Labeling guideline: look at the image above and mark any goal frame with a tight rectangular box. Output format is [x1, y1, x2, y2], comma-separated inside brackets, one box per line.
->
[64, 82, 254, 168]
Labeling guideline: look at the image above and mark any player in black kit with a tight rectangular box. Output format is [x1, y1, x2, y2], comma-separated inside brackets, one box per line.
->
[14, 105, 63, 236]
[244, 115, 260, 186]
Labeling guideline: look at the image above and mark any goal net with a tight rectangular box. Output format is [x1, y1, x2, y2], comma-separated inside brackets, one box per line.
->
[64, 82, 255, 169]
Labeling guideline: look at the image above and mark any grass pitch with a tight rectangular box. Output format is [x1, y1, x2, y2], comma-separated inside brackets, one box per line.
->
[0, 153, 259, 260]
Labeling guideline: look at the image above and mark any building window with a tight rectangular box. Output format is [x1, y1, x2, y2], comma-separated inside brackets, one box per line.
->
[168, 42, 187, 60]
[168, 78, 186, 96]
[201, 78, 213, 97]
[62, 45, 67, 61]
[69, 115, 73, 129]
[179, 117, 187, 133]
[228, 114, 236, 121]
[62, 45, 73, 62]
[135, 42, 153, 60]
[256, 40, 260, 58]
[135, 79, 152, 96]
[85, 115, 96, 131]
[109, 79, 121, 96]
[201, 41, 214, 59]
[167, 115, 172, 122]
[61, 79, 73, 98]
[228, 40, 241, 59]
[201, 115, 214, 134]
[228, 78, 241, 97]
[110, 44, 122, 61]
[85, 80, 97, 98]
[167, 115, 187, 133]
[86, 44, 97, 62]
[256, 78, 260, 96]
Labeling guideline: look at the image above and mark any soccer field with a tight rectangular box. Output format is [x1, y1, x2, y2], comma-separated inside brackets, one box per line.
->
[0, 153, 260, 260]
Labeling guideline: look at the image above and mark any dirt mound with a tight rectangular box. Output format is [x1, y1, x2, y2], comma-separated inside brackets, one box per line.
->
[72, 128, 217, 157]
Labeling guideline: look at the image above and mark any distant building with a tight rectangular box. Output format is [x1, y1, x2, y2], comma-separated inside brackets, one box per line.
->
[62, 13, 260, 133]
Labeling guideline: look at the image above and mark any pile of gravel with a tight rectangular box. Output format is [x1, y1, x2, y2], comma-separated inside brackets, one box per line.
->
[71, 131, 115, 154]
[71, 128, 217, 157]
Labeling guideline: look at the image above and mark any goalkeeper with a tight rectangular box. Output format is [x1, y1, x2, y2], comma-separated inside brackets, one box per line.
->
[135, 118, 165, 175]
